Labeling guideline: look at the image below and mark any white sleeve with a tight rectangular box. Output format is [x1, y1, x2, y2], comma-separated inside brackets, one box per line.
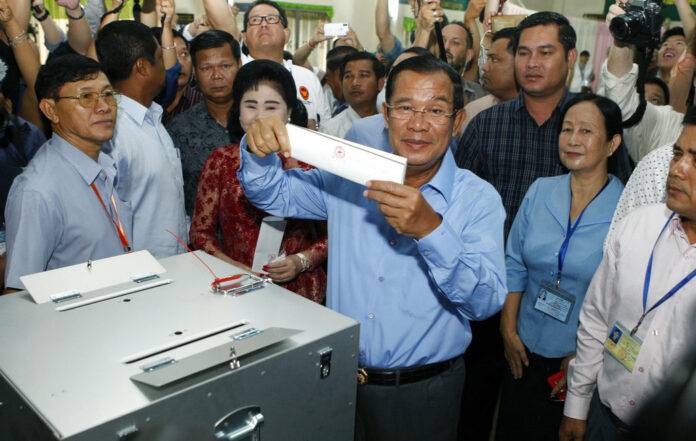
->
[598, 61, 683, 162]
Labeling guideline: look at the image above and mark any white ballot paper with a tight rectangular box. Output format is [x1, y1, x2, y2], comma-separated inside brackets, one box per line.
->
[285, 124, 407, 185]
[21, 250, 166, 304]
[252, 216, 288, 273]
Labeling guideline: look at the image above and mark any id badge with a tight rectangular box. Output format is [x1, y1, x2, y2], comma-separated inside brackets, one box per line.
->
[604, 322, 642, 372]
[533, 281, 576, 324]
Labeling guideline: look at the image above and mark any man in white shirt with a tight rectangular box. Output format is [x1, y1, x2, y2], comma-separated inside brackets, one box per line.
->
[559, 107, 696, 441]
[568, 50, 594, 93]
[238, 1, 330, 129]
[321, 52, 385, 139]
[95, 20, 187, 258]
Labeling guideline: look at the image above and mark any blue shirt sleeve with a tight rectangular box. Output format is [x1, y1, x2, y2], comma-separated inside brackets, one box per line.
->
[154, 61, 182, 108]
[4, 189, 61, 289]
[237, 137, 329, 220]
[416, 185, 508, 322]
[505, 180, 538, 293]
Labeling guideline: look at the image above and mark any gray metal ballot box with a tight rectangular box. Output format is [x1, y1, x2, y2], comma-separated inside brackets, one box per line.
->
[0, 252, 359, 441]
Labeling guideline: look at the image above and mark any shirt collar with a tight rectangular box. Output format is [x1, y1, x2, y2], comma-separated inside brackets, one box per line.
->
[513, 88, 573, 114]
[50, 134, 114, 185]
[421, 149, 456, 203]
[119, 94, 164, 126]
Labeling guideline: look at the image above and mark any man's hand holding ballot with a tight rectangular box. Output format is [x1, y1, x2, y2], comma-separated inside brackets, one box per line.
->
[237, 55, 507, 441]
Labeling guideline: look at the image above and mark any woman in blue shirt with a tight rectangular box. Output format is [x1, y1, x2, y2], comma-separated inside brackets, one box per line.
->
[495, 94, 626, 440]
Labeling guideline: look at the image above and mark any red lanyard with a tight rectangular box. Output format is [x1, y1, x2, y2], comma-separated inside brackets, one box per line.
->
[90, 183, 131, 252]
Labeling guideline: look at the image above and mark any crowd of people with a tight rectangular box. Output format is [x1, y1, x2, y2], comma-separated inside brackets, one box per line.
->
[1, 0, 695, 440]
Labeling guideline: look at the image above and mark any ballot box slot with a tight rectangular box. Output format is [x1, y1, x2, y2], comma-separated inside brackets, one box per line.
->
[122, 321, 247, 364]
[130, 327, 302, 388]
[54, 278, 173, 312]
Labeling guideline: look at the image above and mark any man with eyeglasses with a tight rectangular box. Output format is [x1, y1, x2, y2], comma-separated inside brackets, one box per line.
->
[237, 55, 507, 441]
[239, 0, 330, 130]
[3, 54, 133, 293]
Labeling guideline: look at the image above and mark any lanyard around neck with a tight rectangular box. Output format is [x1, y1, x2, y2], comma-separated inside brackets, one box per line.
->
[90, 183, 131, 253]
[556, 179, 610, 288]
[632, 212, 696, 335]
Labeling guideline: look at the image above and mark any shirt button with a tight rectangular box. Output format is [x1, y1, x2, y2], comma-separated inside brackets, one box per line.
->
[424, 251, 431, 256]
[629, 400, 635, 406]
[554, 252, 559, 256]
[653, 329, 659, 336]
[368, 313, 375, 319]
[378, 277, 384, 282]
[389, 239, 397, 246]
[638, 367, 644, 373]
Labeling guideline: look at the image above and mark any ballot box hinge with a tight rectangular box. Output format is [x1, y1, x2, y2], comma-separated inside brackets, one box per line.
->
[140, 357, 177, 372]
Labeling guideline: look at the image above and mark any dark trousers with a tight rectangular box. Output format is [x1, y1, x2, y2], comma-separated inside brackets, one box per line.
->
[585, 390, 627, 441]
[495, 351, 565, 441]
[355, 356, 466, 441]
[458, 314, 506, 441]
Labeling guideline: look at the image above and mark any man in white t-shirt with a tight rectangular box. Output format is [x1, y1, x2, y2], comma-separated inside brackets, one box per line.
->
[238, 0, 330, 130]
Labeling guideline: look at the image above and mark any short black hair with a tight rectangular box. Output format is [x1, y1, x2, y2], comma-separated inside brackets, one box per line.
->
[492, 27, 517, 54]
[243, 0, 288, 31]
[662, 27, 685, 44]
[95, 20, 158, 83]
[340, 52, 386, 80]
[326, 46, 359, 72]
[190, 30, 241, 67]
[682, 106, 696, 126]
[580, 50, 590, 57]
[514, 11, 576, 56]
[559, 94, 624, 175]
[227, 59, 302, 139]
[386, 55, 464, 112]
[400, 46, 433, 58]
[645, 77, 670, 105]
[35, 54, 104, 101]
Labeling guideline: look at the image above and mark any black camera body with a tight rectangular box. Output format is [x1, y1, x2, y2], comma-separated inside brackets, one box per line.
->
[610, 0, 665, 49]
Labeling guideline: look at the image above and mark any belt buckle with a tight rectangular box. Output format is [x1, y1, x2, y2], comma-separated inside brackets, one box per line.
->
[357, 367, 368, 385]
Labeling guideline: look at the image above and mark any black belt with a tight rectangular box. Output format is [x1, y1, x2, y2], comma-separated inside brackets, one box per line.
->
[358, 354, 462, 386]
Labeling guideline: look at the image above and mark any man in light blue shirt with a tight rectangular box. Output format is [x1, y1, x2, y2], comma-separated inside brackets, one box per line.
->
[96, 21, 187, 258]
[238, 56, 507, 441]
[4, 55, 132, 291]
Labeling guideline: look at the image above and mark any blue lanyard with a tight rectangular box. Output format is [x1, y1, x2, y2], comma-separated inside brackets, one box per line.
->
[556, 180, 610, 288]
[631, 212, 696, 335]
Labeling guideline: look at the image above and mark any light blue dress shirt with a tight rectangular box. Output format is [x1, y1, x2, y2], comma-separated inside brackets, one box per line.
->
[238, 140, 507, 368]
[344, 113, 459, 153]
[506, 174, 623, 358]
[106, 95, 187, 258]
[4, 135, 133, 289]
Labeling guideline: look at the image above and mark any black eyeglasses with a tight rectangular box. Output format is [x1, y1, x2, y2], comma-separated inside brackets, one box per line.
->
[55, 91, 121, 108]
[247, 14, 282, 26]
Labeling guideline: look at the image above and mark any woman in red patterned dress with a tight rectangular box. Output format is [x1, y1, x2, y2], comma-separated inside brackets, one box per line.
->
[190, 60, 326, 303]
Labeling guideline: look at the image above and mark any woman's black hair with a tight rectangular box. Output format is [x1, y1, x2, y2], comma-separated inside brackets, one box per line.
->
[558, 93, 625, 176]
[227, 59, 305, 142]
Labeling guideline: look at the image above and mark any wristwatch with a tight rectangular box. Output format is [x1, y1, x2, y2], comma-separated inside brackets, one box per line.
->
[33, 7, 50, 21]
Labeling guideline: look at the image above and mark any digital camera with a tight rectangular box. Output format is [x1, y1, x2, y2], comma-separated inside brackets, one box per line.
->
[609, 0, 665, 49]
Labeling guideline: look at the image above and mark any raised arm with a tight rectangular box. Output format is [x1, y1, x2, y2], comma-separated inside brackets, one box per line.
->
[463, 0, 485, 82]
[375, 0, 395, 55]
[31, 0, 66, 48]
[159, 0, 177, 69]
[56, 0, 92, 54]
[202, 0, 237, 36]
[293, 23, 329, 67]
[675, 0, 696, 46]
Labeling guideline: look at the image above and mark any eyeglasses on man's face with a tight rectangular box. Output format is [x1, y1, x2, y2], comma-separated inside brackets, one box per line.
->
[386, 104, 456, 124]
[247, 14, 282, 26]
[55, 91, 121, 108]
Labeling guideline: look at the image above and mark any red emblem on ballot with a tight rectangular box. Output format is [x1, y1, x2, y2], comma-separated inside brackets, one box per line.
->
[334, 146, 346, 159]
[299, 86, 309, 101]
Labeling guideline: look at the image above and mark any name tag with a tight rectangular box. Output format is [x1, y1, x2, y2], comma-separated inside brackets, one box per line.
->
[604, 322, 642, 372]
[533, 281, 576, 324]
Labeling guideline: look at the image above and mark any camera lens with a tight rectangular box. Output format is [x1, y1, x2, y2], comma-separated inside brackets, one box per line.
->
[610, 14, 642, 43]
